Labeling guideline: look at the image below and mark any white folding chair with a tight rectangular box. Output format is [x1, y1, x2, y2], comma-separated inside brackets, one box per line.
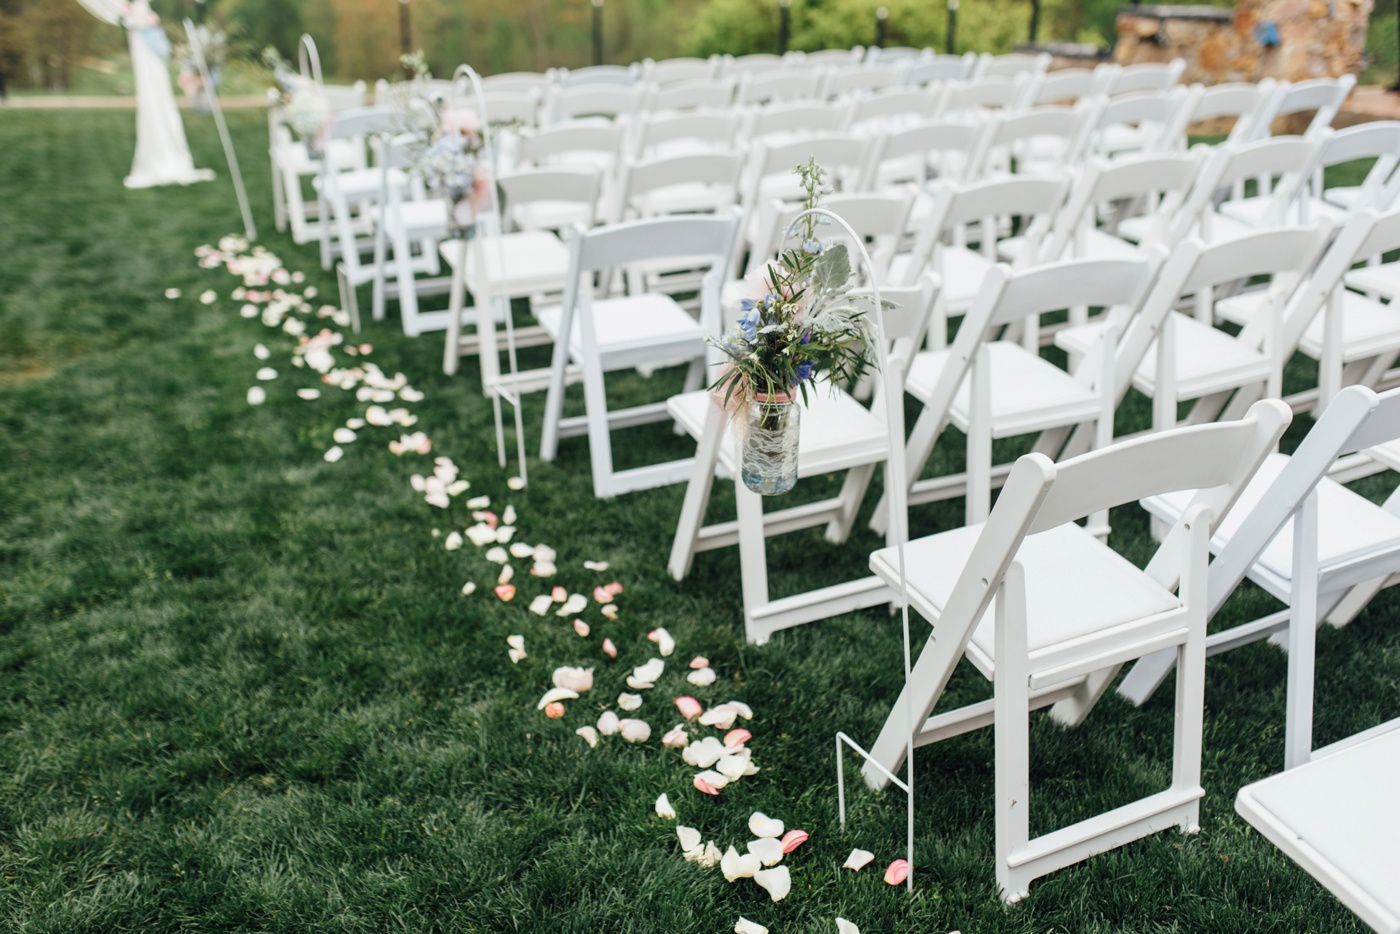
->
[543, 82, 645, 126]
[1250, 74, 1357, 141]
[312, 105, 404, 272]
[666, 273, 941, 644]
[893, 254, 1164, 526]
[1102, 60, 1186, 97]
[1055, 224, 1333, 436]
[820, 64, 903, 101]
[1020, 66, 1111, 108]
[644, 79, 737, 116]
[856, 397, 1291, 901]
[736, 69, 825, 106]
[642, 56, 721, 86]
[973, 51, 1050, 80]
[537, 211, 743, 498]
[744, 102, 848, 144]
[480, 72, 551, 96]
[1162, 80, 1277, 150]
[631, 111, 741, 159]
[939, 75, 1029, 121]
[903, 52, 977, 86]
[844, 86, 942, 134]
[509, 121, 625, 229]
[1087, 86, 1191, 158]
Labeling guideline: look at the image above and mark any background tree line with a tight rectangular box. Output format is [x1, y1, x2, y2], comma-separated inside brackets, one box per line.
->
[2, 0, 1394, 94]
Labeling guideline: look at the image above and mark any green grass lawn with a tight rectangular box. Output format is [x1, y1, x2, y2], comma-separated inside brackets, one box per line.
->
[1, 109, 1395, 933]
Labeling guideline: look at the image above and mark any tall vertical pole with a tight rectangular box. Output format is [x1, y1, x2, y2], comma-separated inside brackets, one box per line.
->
[1029, 0, 1040, 42]
[399, 0, 412, 57]
[592, 0, 604, 66]
[779, 0, 791, 54]
[876, 6, 888, 48]
[946, 0, 958, 54]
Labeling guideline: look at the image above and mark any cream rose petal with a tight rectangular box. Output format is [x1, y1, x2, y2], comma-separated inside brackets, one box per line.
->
[747, 837, 785, 867]
[601, 605, 618, 621]
[748, 812, 784, 839]
[509, 543, 534, 559]
[602, 638, 618, 659]
[537, 687, 578, 710]
[247, 386, 266, 405]
[632, 658, 665, 685]
[573, 620, 590, 637]
[681, 736, 726, 769]
[689, 656, 709, 669]
[444, 532, 463, 551]
[596, 710, 620, 735]
[721, 847, 762, 882]
[753, 865, 791, 902]
[556, 593, 588, 616]
[662, 724, 688, 748]
[460, 582, 476, 596]
[656, 794, 676, 820]
[583, 560, 609, 571]
[835, 920, 860, 934]
[618, 719, 650, 743]
[716, 753, 752, 780]
[575, 726, 598, 748]
[699, 705, 738, 730]
[843, 849, 874, 871]
[675, 696, 702, 720]
[552, 667, 594, 693]
[734, 919, 768, 934]
[699, 841, 722, 868]
[528, 594, 553, 616]
[677, 826, 702, 852]
[728, 701, 754, 720]
[323, 445, 344, 463]
[694, 769, 729, 790]
[647, 628, 675, 657]
[687, 667, 716, 687]
[297, 388, 321, 400]
[617, 692, 643, 711]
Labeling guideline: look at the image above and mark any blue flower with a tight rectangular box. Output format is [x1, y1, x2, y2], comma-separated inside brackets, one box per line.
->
[793, 361, 814, 383]
[738, 308, 761, 343]
[803, 239, 822, 255]
[800, 329, 812, 344]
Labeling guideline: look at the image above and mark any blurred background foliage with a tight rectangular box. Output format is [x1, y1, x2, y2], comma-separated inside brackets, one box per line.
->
[0, 0, 1394, 92]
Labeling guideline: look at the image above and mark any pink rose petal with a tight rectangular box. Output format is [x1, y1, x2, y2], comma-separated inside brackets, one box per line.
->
[494, 584, 516, 602]
[551, 586, 568, 602]
[693, 775, 720, 796]
[724, 728, 752, 749]
[601, 605, 618, 620]
[689, 656, 710, 669]
[675, 696, 703, 721]
[883, 859, 910, 886]
[605, 581, 623, 596]
[602, 638, 617, 658]
[780, 829, 809, 854]
[573, 619, 590, 637]
[544, 702, 566, 719]
[593, 586, 614, 604]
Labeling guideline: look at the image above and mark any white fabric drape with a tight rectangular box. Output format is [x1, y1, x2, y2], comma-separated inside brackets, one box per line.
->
[74, 0, 214, 188]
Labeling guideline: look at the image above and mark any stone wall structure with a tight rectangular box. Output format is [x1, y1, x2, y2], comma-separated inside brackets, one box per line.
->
[1114, 0, 1372, 85]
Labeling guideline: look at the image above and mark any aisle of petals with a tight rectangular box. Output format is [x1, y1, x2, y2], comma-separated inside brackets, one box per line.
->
[183, 234, 928, 934]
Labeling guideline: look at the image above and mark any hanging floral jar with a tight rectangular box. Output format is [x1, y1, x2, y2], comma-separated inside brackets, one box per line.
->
[740, 392, 801, 495]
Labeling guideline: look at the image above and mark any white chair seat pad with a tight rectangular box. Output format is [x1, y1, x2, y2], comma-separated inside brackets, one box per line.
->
[381, 199, 450, 237]
[1345, 261, 1400, 300]
[1236, 720, 1400, 933]
[536, 294, 705, 364]
[668, 386, 890, 477]
[871, 522, 1181, 679]
[888, 245, 991, 308]
[1216, 195, 1346, 228]
[1215, 288, 1400, 362]
[1142, 452, 1400, 587]
[313, 166, 406, 199]
[906, 341, 1100, 437]
[634, 183, 733, 217]
[1058, 312, 1271, 399]
[512, 201, 594, 233]
[439, 231, 572, 297]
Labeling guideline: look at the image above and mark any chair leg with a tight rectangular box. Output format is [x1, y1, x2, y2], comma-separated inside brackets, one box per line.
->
[272, 154, 287, 232]
[668, 408, 726, 581]
[394, 228, 421, 336]
[336, 263, 361, 336]
[1170, 517, 1208, 832]
[826, 463, 876, 544]
[994, 562, 1033, 904]
[539, 333, 573, 464]
[735, 481, 771, 645]
[442, 241, 469, 376]
[582, 364, 619, 499]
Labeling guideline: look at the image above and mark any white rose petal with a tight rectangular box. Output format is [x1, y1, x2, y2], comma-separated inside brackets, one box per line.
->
[323, 445, 343, 462]
[537, 687, 578, 710]
[596, 711, 620, 736]
[699, 705, 738, 730]
[656, 794, 676, 820]
[333, 427, 357, 444]
[617, 692, 642, 711]
[749, 812, 784, 839]
[583, 560, 609, 571]
[199, 289, 217, 304]
[460, 581, 476, 596]
[632, 658, 665, 685]
[618, 719, 650, 743]
[694, 769, 729, 790]
[246, 386, 266, 405]
[721, 847, 762, 882]
[485, 547, 509, 564]
[687, 667, 716, 687]
[575, 726, 598, 748]
[552, 667, 594, 693]
[677, 826, 702, 852]
[747, 837, 784, 867]
[556, 593, 587, 616]
[835, 920, 860, 934]
[681, 736, 727, 769]
[444, 532, 463, 551]
[753, 866, 790, 902]
[843, 849, 875, 871]
[735, 919, 768, 934]
[296, 388, 321, 400]
[507, 476, 526, 490]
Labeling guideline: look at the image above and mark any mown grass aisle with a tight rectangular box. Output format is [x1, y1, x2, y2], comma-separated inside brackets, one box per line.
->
[0, 108, 1391, 932]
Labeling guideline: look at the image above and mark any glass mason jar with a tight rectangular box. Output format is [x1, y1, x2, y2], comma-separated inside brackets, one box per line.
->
[740, 393, 800, 496]
[443, 185, 477, 239]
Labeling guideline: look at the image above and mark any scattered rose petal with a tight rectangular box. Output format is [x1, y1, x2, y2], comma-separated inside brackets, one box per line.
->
[728, 701, 754, 720]
[550, 586, 567, 602]
[617, 692, 642, 711]
[694, 775, 720, 796]
[632, 658, 664, 685]
[537, 687, 579, 709]
[508, 649, 527, 664]
[602, 638, 618, 658]
[749, 813, 784, 839]
[593, 586, 614, 604]
[596, 711, 620, 735]
[199, 289, 217, 304]
[735, 920, 768, 934]
[648, 628, 675, 657]
[700, 705, 738, 730]
[753, 865, 791, 902]
[683, 736, 727, 768]
[843, 849, 874, 871]
[884, 859, 910, 886]
[675, 696, 703, 720]
[544, 702, 565, 719]
[247, 386, 266, 405]
[552, 667, 593, 693]
[575, 726, 598, 748]
[253, 343, 270, 360]
[724, 729, 752, 750]
[681, 843, 707, 863]
[689, 656, 709, 669]
[528, 594, 553, 616]
[583, 561, 608, 572]
[497, 565, 514, 585]
[165, 288, 181, 299]
[323, 445, 343, 462]
[695, 769, 729, 790]
[618, 719, 651, 743]
[716, 753, 752, 780]
[256, 367, 278, 381]
[747, 837, 784, 867]
[346, 418, 366, 429]
[485, 546, 509, 564]
[556, 593, 587, 616]
[780, 829, 809, 854]
[507, 634, 524, 651]
[687, 667, 716, 687]
[835, 920, 860, 934]
[333, 427, 358, 444]
[297, 388, 321, 400]
[678, 825, 702, 852]
[662, 724, 689, 748]
[494, 584, 516, 602]
[460, 582, 477, 596]
[466, 496, 490, 509]
[656, 794, 676, 820]
[573, 619, 590, 637]
[508, 543, 533, 559]
[699, 841, 723, 867]
[444, 532, 463, 551]
[721, 846, 761, 881]
[507, 476, 526, 490]
[601, 605, 618, 621]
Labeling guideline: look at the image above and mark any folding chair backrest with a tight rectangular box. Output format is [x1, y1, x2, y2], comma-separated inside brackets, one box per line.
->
[644, 57, 718, 86]
[941, 76, 1027, 117]
[615, 151, 746, 220]
[481, 72, 550, 96]
[325, 105, 398, 141]
[1316, 122, 1400, 209]
[909, 175, 1068, 271]
[866, 46, 924, 65]
[1091, 87, 1190, 154]
[1180, 80, 1275, 144]
[450, 89, 539, 127]
[498, 167, 603, 229]
[737, 69, 824, 105]
[1025, 68, 1104, 106]
[972, 103, 1093, 170]
[846, 87, 940, 129]
[1042, 149, 1207, 258]
[1179, 134, 1325, 238]
[747, 192, 914, 277]
[632, 111, 741, 157]
[547, 83, 643, 123]
[823, 65, 902, 100]
[515, 122, 625, 168]
[648, 79, 736, 113]
[1253, 75, 1357, 139]
[865, 119, 988, 187]
[905, 53, 976, 86]
[743, 135, 875, 210]
[1105, 60, 1186, 97]
[975, 52, 1050, 79]
[557, 64, 638, 88]
[726, 53, 787, 78]
[804, 47, 866, 66]
[747, 102, 847, 140]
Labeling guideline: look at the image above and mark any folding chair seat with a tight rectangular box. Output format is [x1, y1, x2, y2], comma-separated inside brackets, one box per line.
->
[1056, 225, 1333, 435]
[441, 167, 603, 383]
[666, 273, 941, 644]
[890, 255, 1163, 527]
[537, 211, 743, 498]
[854, 397, 1290, 901]
[889, 175, 1068, 336]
